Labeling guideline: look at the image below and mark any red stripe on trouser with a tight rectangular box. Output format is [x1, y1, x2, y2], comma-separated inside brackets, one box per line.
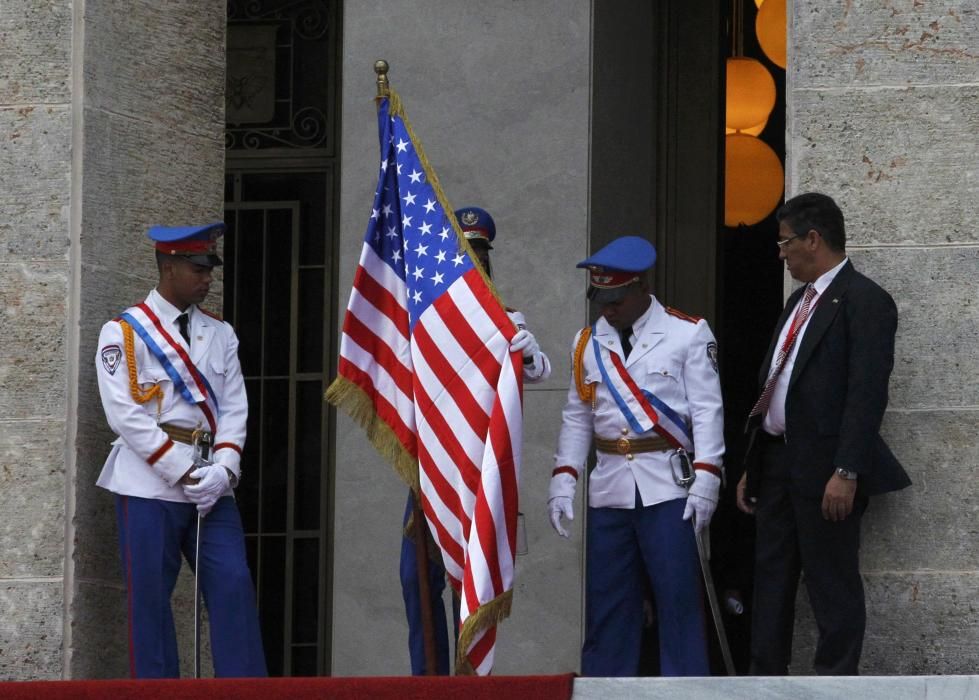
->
[123, 496, 137, 678]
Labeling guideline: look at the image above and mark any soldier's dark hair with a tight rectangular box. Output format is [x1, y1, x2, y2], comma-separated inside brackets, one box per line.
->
[155, 250, 180, 274]
[776, 192, 846, 253]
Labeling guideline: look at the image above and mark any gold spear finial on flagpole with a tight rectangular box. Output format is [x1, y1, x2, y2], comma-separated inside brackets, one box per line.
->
[374, 59, 390, 98]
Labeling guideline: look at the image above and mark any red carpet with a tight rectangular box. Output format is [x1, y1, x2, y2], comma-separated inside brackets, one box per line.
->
[0, 674, 575, 699]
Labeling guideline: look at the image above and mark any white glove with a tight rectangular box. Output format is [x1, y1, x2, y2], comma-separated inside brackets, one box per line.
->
[509, 329, 540, 360]
[682, 471, 720, 533]
[547, 470, 578, 538]
[548, 496, 574, 538]
[183, 464, 230, 516]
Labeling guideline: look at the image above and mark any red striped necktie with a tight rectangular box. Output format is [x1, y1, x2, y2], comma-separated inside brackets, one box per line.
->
[749, 284, 818, 418]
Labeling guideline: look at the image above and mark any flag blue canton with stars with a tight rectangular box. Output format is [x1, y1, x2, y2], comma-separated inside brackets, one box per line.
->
[364, 98, 476, 330]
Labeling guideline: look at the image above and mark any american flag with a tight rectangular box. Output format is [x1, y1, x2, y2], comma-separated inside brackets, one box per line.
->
[327, 92, 523, 675]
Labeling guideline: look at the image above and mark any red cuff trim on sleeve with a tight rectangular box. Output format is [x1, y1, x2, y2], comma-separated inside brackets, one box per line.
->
[214, 442, 242, 456]
[552, 466, 579, 481]
[694, 462, 722, 478]
[147, 439, 174, 466]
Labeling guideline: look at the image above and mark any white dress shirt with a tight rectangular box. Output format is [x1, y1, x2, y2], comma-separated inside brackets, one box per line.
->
[762, 257, 848, 435]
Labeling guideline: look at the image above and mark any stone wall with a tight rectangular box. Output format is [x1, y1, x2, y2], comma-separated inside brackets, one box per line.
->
[787, 0, 979, 673]
[68, 0, 227, 679]
[0, 0, 73, 680]
[0, 0, 226, 680]
[334, 0, 591, 675]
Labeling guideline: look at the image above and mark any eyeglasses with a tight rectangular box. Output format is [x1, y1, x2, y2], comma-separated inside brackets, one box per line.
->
[775, 232, 806, 249]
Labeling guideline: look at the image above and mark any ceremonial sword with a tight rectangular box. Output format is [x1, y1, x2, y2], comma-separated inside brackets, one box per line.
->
[192, 429, 212, 679]
[673, 448, 736, 675]
[695, 524, 736, 676]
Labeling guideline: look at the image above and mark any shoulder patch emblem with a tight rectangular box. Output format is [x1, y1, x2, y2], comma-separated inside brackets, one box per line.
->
[101, 345, 123, 375]
[706, 341, 719, 373]
[665, 306, 702, 324]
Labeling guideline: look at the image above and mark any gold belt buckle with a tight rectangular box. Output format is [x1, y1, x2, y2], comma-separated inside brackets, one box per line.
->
[615, 437, 631, 455]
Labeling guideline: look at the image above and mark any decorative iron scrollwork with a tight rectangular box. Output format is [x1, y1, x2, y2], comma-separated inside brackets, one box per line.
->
[226, 0, 334, 151]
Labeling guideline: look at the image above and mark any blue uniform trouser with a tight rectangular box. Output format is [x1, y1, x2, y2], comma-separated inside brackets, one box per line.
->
[400, 492, 459, 675]
[114, 494, 267, 678]
[582, 495, 709, 677]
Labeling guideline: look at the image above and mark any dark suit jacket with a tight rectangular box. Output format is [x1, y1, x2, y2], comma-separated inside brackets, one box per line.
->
[744, 260, 911, 499]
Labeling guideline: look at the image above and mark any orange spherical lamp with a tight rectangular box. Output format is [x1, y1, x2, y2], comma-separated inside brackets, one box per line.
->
[726, 118, 768, 137]
[726, 57, 776, 132]
[725, 134, 784, 227]
[756, 0, 787, 69]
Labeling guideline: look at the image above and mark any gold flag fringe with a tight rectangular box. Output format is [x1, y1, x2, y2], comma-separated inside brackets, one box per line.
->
[324, 376, 419, 491]
[328, 87, 519, 676]
[455, 589, 513, 675]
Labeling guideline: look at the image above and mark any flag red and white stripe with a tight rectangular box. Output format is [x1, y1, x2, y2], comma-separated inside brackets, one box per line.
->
[327, 91, 522, 674]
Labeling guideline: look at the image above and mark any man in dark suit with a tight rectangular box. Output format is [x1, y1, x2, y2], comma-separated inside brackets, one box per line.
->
[736, 192, 911, 676]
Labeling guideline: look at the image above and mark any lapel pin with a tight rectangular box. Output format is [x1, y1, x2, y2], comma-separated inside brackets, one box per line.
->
[832, 298, 839, 304]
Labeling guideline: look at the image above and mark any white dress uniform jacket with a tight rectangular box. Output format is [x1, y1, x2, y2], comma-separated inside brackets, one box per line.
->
[554, 296, 724, 509]
[95, 289, 248, 503]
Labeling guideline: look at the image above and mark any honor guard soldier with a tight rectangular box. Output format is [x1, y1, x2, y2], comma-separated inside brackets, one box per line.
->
[548, 236, 725, 676]
[401, 206, 550, 674]
[95, 223, 267, 678]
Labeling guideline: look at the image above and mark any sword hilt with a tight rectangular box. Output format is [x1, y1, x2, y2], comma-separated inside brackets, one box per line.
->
[191, 427, 213, 463]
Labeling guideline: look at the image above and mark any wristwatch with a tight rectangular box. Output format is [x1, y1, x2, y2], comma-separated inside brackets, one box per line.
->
[835, 467, 857, 480]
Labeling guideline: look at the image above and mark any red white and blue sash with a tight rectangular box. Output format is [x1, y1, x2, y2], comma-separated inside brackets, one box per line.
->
[591, 329, 693, 452]
[118, 303, 219, 432]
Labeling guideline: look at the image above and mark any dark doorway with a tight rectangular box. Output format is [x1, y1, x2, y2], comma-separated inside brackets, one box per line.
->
[590, 0, 786, 676]
[224, 0, 341, 676]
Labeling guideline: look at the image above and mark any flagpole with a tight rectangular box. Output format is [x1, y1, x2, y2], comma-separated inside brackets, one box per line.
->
[374, 58, 439, 676]
[410, 490, 439, 675]
[374, 58, 390, 99]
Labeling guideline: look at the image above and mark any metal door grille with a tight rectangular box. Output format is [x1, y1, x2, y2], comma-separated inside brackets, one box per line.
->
[223, 190, 333, 675]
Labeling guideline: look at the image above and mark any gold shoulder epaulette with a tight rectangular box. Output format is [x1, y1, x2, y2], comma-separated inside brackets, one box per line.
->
[665, 306, 702, 324]
[573, 327, 596, 405]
